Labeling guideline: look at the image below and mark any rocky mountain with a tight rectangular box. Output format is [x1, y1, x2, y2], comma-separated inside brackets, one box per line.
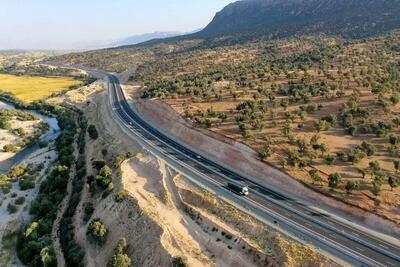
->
[196, 0, 400, 39]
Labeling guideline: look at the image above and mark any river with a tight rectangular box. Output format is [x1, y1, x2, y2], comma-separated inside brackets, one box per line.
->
[0, 100, 60, 168]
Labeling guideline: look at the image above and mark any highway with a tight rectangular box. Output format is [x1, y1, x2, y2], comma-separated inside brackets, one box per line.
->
[107, 73, 400, 267]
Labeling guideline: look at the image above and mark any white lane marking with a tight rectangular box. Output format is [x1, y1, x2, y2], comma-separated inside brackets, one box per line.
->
[386, 261, 396, 266]
[355, 247, 365, 252]
[379, 244, 389, 249]
[352, 232, 360, 237]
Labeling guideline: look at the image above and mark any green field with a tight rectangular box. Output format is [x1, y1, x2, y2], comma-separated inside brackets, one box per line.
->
[0, 74, 82, 103]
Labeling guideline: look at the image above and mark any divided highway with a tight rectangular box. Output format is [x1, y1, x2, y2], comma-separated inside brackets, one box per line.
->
[107, 74, 400, 267]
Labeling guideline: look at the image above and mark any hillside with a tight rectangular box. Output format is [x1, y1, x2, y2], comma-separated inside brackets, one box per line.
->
[197, 0, 400, 39]
[46, 0, 400, 223]
[133, 32, 400, 223]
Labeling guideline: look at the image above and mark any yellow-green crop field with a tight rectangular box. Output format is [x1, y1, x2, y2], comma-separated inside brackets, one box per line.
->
[0, 74, 82, 103]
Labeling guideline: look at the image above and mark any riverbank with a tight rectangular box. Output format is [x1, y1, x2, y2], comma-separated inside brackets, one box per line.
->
[0, 100, 60, 173]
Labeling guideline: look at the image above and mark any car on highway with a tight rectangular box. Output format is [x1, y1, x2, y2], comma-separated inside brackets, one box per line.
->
[227, 182, 249, 196]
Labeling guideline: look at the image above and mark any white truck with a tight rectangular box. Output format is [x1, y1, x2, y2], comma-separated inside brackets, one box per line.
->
[228, 182, 249, 196]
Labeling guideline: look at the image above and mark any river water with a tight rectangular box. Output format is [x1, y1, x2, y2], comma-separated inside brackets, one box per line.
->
[0, 100, 60, 167]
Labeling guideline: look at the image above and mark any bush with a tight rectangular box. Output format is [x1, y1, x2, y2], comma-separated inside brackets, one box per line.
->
[99, 165, 112, 177]
[87, 218, 108, 245]
[19, 175, 35, 190]
[10, 164, 28, 179]
[172, 257, 188, 267]
[95, 175, 112, 189]
[107, 238, 132, 267]
[15, 196, 26, 205]
[0, 174, 11, 194]
[83, 203, 94, 222]
[328, 173, 342, 190]
[3, 144, 17, 153]
[7, 203, 18, 214]
[39, 141, 49, 148]
[92, 160, 106, 171]
[115, 190, 127, 203]
[87, 125, 99, 140]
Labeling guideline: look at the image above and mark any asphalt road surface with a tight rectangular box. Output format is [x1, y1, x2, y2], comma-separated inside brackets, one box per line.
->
[107, 73, 400, 267]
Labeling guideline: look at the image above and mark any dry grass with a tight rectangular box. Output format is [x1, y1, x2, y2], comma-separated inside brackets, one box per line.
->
[0, 74, 82, 103]
[133, 34, 400, 222]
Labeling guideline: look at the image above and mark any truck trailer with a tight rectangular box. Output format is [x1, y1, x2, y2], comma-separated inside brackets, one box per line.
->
[228, 182, 249, 196]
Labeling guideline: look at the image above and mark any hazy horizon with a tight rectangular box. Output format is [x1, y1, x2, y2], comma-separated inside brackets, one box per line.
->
[0, 0, 235, 50]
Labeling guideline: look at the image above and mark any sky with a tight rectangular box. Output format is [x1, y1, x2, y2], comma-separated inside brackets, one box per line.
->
[0, 0, 236, 50]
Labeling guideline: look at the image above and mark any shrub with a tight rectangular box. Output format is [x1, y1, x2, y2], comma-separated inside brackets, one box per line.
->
[83, 202, 94, 222]
[345, 180, 360, 194]
[87, 218, 108, 245]
[19, 175, 35, 190]
[107, 238, 132, 267]
[39, 141, 49, 148]
[15, 196, 26, 205]
[172, 257, 188, 267]
[9, 164, 28, 178]
[0, 174, 11, 194]
[87, 125, 99, 140]
[95, 175, 112, 189]
[92, 160, 106, 171]
[3, 144, 17, 153]
[328, 173, 342, 190]
[115, 190, 127, 203]
[7, 203, 18, 214]
[99, 165, 112, 177]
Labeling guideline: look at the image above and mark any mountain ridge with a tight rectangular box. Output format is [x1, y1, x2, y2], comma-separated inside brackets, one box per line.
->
[195, 0, 400, 39]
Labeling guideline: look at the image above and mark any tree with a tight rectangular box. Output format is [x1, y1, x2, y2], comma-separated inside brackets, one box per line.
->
[87, 218, 108, 245]
[328, 173, 341, 190]
[388, 176, 399, 191]
[87, 125, 99, 140]
[115, 190, 127, 203]
[40, 246, 57, 267]
[310, 134, 320, 146]
[315, 119, 329, 132]
[3, 144, 17, 153]
[108, 238, 132, 267]
[360, 142, 376, 157]
[309, 169, 322, 185]
[394, 160, 400, 173]
[99, 165, 112, 178]
[371, 181, 381, 198]
[319, 143, 329, 156]
[325, 154, 336, 165]
[347, 148, 366, 165]
[345, 180, 360, 195]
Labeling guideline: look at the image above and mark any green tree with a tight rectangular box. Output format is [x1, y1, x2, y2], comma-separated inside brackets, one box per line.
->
[328, 173, 341, 190]
[388, 176, 399, 191]
[99, 165, 112, 178]
[371, 181, 381, 198]
[309, 169, 322, 185]
[108, 238, 132, 267]
[394, 160, 400, 173]
[87, 218, 108, 245]
[87, 125, 99, 140]
[345, 180, 360, 195]
[3, 144, 17, 153]
[40, 246, 57, 267]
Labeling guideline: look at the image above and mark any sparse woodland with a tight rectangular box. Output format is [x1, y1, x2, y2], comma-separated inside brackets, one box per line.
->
[129, 33, 400, 222]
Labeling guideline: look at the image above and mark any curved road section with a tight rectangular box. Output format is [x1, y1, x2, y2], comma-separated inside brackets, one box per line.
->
[107, 74, 400, 267]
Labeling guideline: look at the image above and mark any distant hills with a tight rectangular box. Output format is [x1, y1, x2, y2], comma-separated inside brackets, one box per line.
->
[110, 31, 184, 47]
[194, 0, 400, 39]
